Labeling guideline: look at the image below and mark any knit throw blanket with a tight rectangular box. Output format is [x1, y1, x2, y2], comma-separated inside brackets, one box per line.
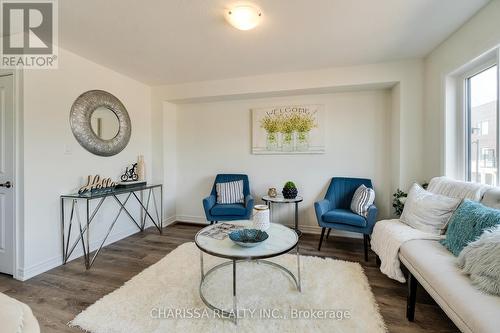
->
[371, 219, 441, 283]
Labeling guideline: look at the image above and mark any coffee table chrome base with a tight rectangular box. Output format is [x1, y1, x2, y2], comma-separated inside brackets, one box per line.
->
[199, 249, 302, 325]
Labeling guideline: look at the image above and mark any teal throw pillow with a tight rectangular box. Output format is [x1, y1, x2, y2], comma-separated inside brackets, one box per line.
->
[440, 200, 500, 256]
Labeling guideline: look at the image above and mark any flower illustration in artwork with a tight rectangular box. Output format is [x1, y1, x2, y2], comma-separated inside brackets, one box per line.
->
[260, 113, 282, 150]
[260, 107, 317, 152]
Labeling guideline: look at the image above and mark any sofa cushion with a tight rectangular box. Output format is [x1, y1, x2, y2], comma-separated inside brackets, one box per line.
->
[0, 292, 40, 333]
[481, 187, 500, 209]
[322, 209, 367, 227]
[210, 203, 246, 216]
[428, 176, 490, 201]
[440, 200, 500, 256]
[400, 183, 460, 235]
[400, 239, 500, 333]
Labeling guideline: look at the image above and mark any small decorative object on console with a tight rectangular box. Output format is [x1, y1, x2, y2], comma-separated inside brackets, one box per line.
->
[117, 162, 146, 188]
[267, 187, 277, 198]
[137, 155, 145, 181]
[282, 181, 298, 199]
[253, 204, 270, 230]
[229, 229, 269, 247]
[121, 163, 139, 182]
[78, 175, 116, 195]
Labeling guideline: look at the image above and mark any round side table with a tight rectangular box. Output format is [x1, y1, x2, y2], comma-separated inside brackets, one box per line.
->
[262, 195, 303, 236]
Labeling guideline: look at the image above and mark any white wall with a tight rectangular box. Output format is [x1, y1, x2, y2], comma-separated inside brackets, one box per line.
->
[152, 59, 425, 228]
[154, 59, 424, 190]
[20, 47, 152, 280]
[174, 90, 393, 232]
[424, 0, 500, 180]
[162, 102, 177, 222]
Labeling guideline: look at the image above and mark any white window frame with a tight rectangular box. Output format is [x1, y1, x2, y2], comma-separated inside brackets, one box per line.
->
[462, 52, 500, 186]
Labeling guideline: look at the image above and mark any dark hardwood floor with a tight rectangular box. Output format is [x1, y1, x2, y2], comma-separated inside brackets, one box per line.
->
[0, 223, 458, 333]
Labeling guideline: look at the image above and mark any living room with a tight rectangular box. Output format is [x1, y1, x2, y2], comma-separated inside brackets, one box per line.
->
[0, 1, 499, 332]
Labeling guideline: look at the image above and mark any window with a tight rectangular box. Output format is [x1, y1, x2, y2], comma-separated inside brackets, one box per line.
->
[466, 64, 499, 185]
[481, 148, 496, 168]
[480, 121, 489, 135]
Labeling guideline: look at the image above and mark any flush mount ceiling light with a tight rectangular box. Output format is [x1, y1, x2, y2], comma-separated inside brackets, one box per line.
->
[225, 5, 262, 30]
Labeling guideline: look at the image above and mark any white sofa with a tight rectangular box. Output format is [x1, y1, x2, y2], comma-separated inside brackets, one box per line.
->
[0, 292, 40, 333]
[399, 180, 500, 333]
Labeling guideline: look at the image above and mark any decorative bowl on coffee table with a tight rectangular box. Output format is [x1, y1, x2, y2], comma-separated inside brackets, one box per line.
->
[229, 229, 269, 247]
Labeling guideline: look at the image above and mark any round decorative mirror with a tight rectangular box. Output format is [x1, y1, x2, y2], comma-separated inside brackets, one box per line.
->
[90, 106, 120, 140]
[70, 90, 131, 156]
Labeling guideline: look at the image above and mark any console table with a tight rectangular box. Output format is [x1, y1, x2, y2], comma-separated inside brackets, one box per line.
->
[61, 184, 163, 269]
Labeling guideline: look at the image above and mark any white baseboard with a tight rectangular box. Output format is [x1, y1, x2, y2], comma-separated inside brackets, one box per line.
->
[175, 215, 207, 225]
[174, 215, 362, 239]
[17, 214, 360, 281]
[16, 216, 176, 281]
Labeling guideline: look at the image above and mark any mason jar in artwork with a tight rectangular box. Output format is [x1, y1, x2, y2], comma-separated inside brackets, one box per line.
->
[296, 131, 310, 151]
[266, 131, 279, 150]
[282, 131, 294, 152]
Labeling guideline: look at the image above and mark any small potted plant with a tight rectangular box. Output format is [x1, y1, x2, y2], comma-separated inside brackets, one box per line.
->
[282, 181, 298, 199]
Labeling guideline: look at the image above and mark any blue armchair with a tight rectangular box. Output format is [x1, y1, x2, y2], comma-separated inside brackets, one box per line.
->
[314, 177, 378, 261]
[203, 174, 254, 224]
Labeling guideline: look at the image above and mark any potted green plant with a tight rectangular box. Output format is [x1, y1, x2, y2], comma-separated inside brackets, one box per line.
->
[282, 181, 298, 199]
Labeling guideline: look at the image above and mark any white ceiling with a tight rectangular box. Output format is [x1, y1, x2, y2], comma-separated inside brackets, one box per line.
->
[59, 0, 490, 85]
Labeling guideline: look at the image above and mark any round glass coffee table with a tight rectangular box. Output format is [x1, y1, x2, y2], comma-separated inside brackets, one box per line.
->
[195, 221, 301, 324]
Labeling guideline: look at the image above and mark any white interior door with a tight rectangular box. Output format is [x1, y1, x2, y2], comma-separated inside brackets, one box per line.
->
[0, 75, 15, 275]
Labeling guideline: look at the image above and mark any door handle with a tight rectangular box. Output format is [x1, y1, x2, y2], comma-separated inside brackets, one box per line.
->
[0, 181, 11, 188]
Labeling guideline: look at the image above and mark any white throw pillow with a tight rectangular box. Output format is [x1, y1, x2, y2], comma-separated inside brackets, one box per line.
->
[400, 183, 461, 235]
[350, 185, 375, 217]
[216, 180, 244, 204]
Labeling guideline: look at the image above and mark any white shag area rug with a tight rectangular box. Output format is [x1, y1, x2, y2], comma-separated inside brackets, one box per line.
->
[71, 242, 386, 333]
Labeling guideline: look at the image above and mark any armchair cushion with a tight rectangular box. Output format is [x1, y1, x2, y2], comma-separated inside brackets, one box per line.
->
[322, 209, 367, 228]
[216, 180, 245, 204]
[350, 185, 375, 217]
[211, 203, 247, 216]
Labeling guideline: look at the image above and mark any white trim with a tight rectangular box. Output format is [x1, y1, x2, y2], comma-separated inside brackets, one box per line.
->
[463, 56, 499, 185]
[174, 215, 362, 238]
[17, 225, 141, 280]
[17, 216, 176, 281]
[163, 215, 177, 226]
[0, 69, 23, 280]
[445, 47, 500, 184]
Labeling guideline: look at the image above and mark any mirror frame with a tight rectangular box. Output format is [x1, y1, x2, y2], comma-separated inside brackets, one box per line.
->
[70, 90, 131, 156]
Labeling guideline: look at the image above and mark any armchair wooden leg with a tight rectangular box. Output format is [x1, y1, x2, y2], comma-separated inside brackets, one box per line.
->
[407, 272, 418, 321]
[318, 227, 326, 251]
[363, 234, 369, 262]
[326, 228, 331, 239]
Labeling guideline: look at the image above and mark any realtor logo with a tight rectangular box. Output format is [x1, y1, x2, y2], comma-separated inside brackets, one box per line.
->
[1, 0, 58, 68]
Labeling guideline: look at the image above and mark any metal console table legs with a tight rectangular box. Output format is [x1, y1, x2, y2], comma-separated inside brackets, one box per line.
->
[61, 184, 163, 269]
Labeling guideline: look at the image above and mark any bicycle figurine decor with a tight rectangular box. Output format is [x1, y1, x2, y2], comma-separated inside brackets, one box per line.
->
[121, 163, 139, 182]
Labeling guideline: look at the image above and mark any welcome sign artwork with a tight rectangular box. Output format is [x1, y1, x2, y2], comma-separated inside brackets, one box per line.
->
[252, 104, 325, 154]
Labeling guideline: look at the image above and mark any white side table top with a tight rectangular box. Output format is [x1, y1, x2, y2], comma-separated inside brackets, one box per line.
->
[262, 195, 303, 203]
[195, 221, 298, 259]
